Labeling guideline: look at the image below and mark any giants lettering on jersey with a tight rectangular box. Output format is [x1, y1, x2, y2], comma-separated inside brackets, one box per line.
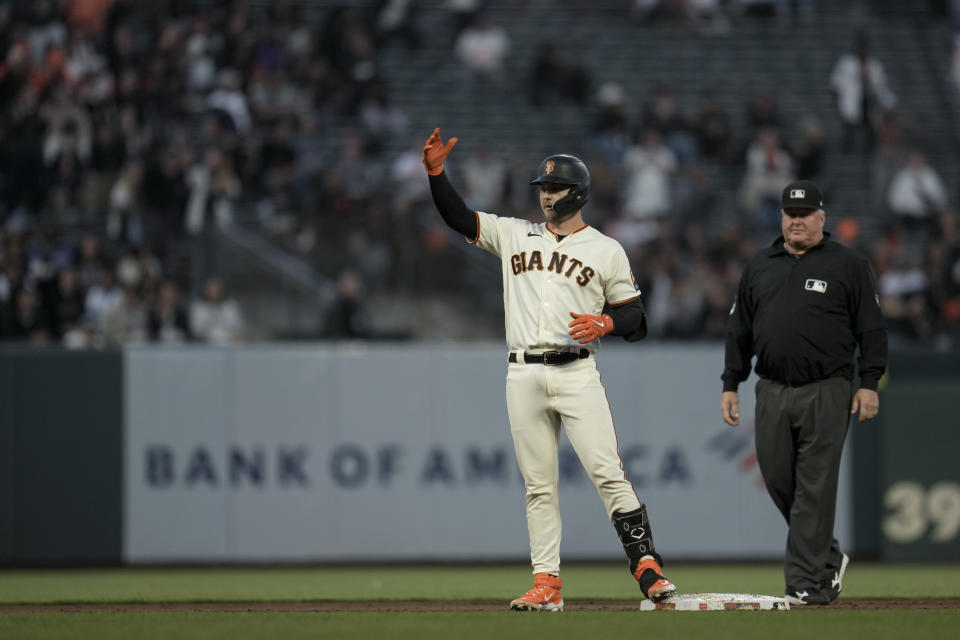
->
[510, 250, 596, 287]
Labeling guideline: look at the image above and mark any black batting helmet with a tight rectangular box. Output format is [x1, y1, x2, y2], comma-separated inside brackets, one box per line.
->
[529, 154, 590, 217]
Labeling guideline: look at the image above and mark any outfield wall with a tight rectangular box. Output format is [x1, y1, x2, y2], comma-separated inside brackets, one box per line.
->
[122, 343, 819, 563]
[7, 343, 957, 564]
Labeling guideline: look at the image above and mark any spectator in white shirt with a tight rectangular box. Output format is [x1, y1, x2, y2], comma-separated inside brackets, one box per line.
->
[887, 150, 948, 233]
[830, 34, 897, 153]
[740, 128, 794, 231]
[190, 276, 244, 345]
[454, 14, 511, 83]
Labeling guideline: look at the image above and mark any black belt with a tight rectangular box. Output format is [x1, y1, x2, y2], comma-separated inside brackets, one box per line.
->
[508, 349, 590, 365]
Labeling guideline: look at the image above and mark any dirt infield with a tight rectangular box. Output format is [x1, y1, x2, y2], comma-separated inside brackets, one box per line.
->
[1, 599, 958, 613]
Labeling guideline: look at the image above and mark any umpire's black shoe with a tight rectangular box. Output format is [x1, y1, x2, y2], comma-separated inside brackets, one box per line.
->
[785, 589, 833, 606]
[822, 553, 850, 603]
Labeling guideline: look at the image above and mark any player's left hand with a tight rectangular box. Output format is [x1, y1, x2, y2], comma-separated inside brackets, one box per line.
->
[568, 312, 613, 344]
[850, 388, 879, 422]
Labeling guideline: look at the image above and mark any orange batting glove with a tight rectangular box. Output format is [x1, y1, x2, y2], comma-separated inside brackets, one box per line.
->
[568, 312, 613, 344]
[422, 127, 458, 176]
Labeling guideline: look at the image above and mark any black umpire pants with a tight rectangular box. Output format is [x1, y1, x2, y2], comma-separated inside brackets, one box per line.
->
[754, 376, 851, 597]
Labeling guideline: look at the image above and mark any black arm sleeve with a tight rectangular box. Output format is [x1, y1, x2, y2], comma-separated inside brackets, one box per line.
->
[604, 297, 647, 340]
[428, 171, 478, 240]
[856, 328, 887, 391]
[722, 268, 755, 392]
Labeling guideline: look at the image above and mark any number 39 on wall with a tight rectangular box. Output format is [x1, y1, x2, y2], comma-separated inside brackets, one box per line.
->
[883, 481, 960, 544]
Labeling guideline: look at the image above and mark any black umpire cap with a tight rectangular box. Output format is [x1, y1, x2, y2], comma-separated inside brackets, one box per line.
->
[781, 180, 824, 213]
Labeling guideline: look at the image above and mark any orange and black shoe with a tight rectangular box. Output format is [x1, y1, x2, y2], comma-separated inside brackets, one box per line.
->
[633, 557, 677, 602]
[509, 573, 564, 612]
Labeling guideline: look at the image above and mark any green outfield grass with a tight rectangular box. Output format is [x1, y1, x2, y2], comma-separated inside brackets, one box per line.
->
[2, 563, 959, 603]
[1, 611, 959, 640]
[1, 563, 958, 640]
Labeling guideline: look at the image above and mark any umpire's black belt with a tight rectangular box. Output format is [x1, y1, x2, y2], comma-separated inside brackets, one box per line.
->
[508, 349, 590, 365]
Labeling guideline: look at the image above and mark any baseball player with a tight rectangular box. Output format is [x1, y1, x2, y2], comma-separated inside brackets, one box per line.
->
[422, 128, 676, 611]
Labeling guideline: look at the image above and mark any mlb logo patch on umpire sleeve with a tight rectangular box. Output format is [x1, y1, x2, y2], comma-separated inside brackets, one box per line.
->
[804, 278, 827, 293]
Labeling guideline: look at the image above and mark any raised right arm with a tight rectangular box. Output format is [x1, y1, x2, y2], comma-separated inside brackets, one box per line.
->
[423, 128, 478, 240]
[428, 172, 478, 240]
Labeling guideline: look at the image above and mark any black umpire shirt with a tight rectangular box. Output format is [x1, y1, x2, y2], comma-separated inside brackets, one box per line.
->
[722, 232, 887, 392]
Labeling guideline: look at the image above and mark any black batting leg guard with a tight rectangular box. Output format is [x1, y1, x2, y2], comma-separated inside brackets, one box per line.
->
[612, 505, 664, 572]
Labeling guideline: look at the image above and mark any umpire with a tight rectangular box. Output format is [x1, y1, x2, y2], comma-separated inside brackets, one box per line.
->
[721, 180, 887, 606]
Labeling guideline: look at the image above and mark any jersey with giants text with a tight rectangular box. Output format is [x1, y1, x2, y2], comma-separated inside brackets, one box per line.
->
[471, 211, 640, 351]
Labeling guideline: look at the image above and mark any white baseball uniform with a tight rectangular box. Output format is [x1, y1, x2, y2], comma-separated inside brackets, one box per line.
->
[472, 210, 643, 575]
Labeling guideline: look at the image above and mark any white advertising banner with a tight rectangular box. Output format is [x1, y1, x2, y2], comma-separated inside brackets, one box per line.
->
[124, 343, 852, 562]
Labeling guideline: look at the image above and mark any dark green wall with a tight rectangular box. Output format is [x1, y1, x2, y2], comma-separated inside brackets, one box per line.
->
[0, 348, 123, 564]
[854, 351, 960, 561]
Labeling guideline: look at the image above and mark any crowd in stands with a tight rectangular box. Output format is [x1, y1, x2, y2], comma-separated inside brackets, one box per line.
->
[0, 0, 254, 346]
[1, 1, 959, 349]
[0, 223, 244, 346]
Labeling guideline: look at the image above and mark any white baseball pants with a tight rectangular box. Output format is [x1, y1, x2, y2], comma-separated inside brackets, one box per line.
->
[505, 354, 641, 575]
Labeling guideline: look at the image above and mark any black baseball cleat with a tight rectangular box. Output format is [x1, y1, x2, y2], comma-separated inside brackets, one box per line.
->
[831, 553, 850, 593]
[785, 590, 834, 606]
[822, 553, 850, 603]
